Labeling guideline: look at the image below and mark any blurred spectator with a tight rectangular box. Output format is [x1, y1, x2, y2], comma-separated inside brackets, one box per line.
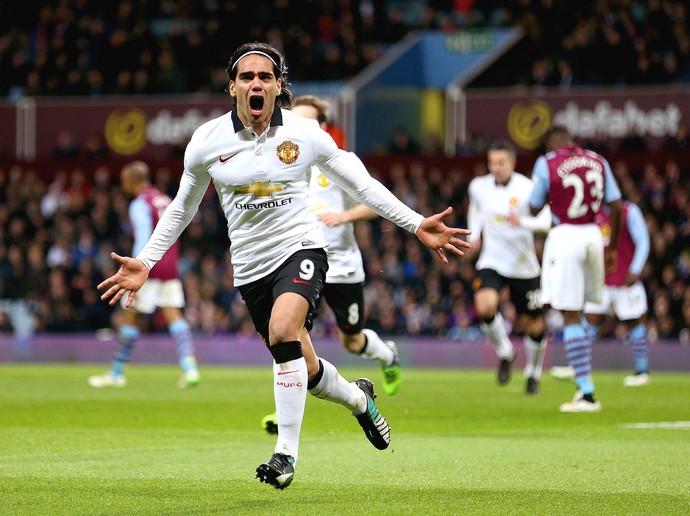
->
[53, 130, 79, 158]
[0, 244, 38, 357]
[0, 149, 688, 344]
[83, 134, 108, 159]
[619, 124, 649, 152]
[40, 171, 69, 218]
[389, 126, 420, 154]
[582, 130, 611, 155]
[663, 123, 688, 151]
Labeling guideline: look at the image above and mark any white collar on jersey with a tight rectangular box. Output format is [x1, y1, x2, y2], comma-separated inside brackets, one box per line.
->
[494, 174, 513, 187]
[231, 105, 284, 133]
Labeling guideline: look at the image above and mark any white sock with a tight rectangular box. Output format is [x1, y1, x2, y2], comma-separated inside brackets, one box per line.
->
[273, 358, 308, 462]
[360, 328, 395, 366]
[479, 312, 514, 360]
[308, 358, 366, 414]
[523, 335, 546, 379]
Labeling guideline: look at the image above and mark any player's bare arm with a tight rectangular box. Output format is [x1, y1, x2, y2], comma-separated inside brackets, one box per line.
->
[318, 204, 377, 227]
[465, 238, 482, 261]
[605, 199, 623, 274]
[98, 252, 150, 308]
[415, 207, 471, 263]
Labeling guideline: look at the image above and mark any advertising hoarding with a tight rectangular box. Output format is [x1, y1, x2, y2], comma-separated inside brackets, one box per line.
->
[463, 87, 689, 151]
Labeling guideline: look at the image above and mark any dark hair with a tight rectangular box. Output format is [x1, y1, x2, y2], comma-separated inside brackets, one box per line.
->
[293, 95, 329, 124]
[543, 125, 573, 150]
[226, 42, 293, 108]
[488, 140, 516, 157]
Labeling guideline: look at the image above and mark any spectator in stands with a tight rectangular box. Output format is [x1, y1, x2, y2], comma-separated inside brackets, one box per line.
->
[0, 149, 687, 343]
[619, 124, 649, 152]
[389, 126, 420, 154]
[53, 130, 79, 158]
[83, 134, 108, 159]
[663, 123, 688, 150]
[582, 130, 611, 155]
[4, 1, 687, 99]
[0, 243, 37, 358]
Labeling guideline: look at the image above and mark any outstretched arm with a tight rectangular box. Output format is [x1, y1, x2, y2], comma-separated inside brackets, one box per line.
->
[415, 207, 471, 263]
[317, 146, 470, 261]
[98, 253, 150, 308]
[310, 125, 472, 262]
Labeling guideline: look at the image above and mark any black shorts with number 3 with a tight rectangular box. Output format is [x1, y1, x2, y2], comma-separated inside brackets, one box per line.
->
[474, 268, 545, 317]
[238, 248, 328, 346]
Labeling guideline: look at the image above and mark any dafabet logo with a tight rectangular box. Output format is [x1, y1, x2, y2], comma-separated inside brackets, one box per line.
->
[507, 100, 552, 150]
[105, 109, 148, 155]
[104, 107, 224, 156]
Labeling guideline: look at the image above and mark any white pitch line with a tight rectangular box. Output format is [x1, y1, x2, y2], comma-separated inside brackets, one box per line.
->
[618, 421, 690, 429]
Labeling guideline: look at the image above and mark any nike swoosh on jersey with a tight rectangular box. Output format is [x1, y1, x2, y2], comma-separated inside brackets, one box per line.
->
[292, 278, 311, 285]
[277, 369, 300, 375]
[219, 152, 239, 163]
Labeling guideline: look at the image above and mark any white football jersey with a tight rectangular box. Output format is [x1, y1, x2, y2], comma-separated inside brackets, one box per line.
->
[136, 108, 423, 286]
[309, 166, 365, 284]
[467, 172, 542, 279]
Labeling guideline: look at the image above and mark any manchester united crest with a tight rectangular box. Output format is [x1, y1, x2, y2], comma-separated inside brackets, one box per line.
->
[276, 141, 300, 164]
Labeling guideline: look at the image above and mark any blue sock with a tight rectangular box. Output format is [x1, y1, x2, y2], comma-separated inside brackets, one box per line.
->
[112, 325, 140, 377]
[12, 336, 32, 361]
[628, 323, 648, 374]
[170, 319, 197, 372]
[582, 317, 597, 342]
[563, 323, 594, 395]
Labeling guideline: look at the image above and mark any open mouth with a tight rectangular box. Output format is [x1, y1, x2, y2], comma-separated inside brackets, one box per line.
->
[249, 95, 264, 116]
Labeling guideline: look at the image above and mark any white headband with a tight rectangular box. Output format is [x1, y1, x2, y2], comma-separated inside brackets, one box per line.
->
[231, 51, 279, 70]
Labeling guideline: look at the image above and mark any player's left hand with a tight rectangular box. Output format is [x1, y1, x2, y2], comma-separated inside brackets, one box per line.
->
[318, 211, 345, 227]
[415, 207, 471, 264]
[625, 272, 639, 286]
[605, 249, 618, 276]
[97, 252, 150, 308]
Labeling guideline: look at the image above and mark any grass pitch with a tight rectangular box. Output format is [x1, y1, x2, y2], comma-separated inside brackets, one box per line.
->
[0, 364, 688, 515]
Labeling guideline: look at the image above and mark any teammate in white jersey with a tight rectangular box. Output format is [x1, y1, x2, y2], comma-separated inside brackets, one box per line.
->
[467, 141, 551, 394]
[97, 42, 470, 490]
[261, 95, 402, 435]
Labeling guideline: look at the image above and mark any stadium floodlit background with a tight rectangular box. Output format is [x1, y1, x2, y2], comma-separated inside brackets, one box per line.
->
[0, 1, 689, 513]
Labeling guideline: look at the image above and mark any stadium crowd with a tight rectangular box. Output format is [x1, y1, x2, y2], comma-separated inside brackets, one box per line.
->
[1, 0, 689, 98]
[0, 152, 688, 345]
[0, 0, 688, 346]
